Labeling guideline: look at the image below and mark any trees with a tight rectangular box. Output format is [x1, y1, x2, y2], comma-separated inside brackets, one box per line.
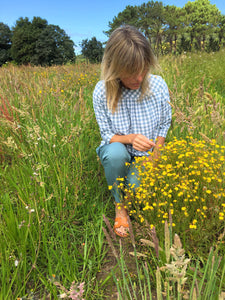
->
[81, 37, 104, 63]
[105, 0, 225, 54]
[105, 1, 166, 54]
[11, 17, 40, 65]
[0, 22, 12, 66]
[0, 17, 76, 66]
[184, 0, 221, 50]
[218, 15, 225, 46]
[104, 5, 139, 36]
[164, 5, 185, 53]
[0, 1, 224, 66]
[138, 1, 165, 54]
[32, 25, 75, 66]
[10, 17, 75, 66]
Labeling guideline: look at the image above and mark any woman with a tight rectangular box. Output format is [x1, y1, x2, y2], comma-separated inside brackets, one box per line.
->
[93, 25, 172, 237]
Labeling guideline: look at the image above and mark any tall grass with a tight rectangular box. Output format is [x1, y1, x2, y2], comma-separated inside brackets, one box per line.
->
[0, 63, 108, 299]
[158, 50, 225, 145]
[0, 50, 224, 298]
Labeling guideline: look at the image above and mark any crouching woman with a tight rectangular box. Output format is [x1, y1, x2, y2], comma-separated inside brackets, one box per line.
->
[93, 25, 172, 237]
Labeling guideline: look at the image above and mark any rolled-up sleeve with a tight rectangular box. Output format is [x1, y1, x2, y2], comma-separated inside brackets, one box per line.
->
[158, 79, 172, 137]
[93, 81, 114, 145]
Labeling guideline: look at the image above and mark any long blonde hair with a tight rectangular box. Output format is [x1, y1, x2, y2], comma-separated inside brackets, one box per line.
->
[101, 25, 157, 112]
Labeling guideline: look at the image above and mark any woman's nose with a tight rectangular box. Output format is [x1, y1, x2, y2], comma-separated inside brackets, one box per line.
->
[136, 75, 144, 83]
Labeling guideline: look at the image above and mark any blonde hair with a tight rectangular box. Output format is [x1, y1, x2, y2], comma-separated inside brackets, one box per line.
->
[101, 25, 157, 112]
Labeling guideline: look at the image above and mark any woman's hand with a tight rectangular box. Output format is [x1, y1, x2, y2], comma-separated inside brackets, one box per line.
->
[110, 133, 157, 152]
[131, 134, 156, 152]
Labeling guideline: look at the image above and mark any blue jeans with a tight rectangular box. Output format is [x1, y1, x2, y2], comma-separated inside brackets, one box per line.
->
[97, 142, 140, 203]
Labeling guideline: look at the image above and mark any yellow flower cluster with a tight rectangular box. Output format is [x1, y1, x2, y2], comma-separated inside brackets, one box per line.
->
[122, 137, 224, 233]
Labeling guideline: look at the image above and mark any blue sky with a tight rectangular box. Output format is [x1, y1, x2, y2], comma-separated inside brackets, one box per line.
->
[1, 0, 224, 54]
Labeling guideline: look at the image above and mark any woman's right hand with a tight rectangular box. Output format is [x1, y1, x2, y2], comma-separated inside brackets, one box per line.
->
[110, 133, 156, 152]
[131, 134, 156, 152]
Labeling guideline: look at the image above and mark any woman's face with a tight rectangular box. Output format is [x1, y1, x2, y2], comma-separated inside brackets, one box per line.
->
[120, 71, 147, 90]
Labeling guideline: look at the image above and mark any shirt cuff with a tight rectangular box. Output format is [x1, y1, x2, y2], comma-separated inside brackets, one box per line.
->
[158, 126, 170, 138]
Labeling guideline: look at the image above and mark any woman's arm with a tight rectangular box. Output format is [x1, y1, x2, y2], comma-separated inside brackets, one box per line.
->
[153, 136, 165, 160]
[93, 82, 115, 144]
[158, 79, 172, 138]
[110, 134, 156, 152]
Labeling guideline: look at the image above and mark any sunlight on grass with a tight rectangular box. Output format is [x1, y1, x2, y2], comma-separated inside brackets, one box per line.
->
[0, 50, 225, 298]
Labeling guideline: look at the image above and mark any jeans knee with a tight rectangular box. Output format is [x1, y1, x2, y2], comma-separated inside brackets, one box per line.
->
[100, 143, 131, 166]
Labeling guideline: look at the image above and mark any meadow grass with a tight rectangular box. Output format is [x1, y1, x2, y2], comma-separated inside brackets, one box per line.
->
[0, 63, 109, 299]
[0, 50, 224, 299]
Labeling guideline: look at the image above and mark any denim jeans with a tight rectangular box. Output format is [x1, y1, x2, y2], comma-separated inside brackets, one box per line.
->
[97, 142, 140, 203]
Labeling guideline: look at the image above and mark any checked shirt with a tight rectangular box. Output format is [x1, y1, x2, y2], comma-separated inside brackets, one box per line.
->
[93, 75, 172, 157]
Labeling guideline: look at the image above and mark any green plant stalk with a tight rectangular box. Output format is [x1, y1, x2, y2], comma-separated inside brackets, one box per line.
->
[218, 257, 225, 294]
[143, 262, 153, 300]
[198, 248, 214, 293]
[164, 221, 170, 264]
[156, 267, 162, 300]
[118, 244, 136, 300]
[112, 271, 123, 300]
[189, 260, 200, 299]
[204, 251, 222, 298]
[133, 246, 144, 299]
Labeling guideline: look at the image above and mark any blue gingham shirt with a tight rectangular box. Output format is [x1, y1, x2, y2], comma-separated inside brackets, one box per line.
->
[93, 75, 172, 157]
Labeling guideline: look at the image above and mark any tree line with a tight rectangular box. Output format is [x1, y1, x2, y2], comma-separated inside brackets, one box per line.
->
[105, 0, 225, 55]
[80, 0, 225, 63]
[0, 17, 76, 66]
[0, 0, 224, 66]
